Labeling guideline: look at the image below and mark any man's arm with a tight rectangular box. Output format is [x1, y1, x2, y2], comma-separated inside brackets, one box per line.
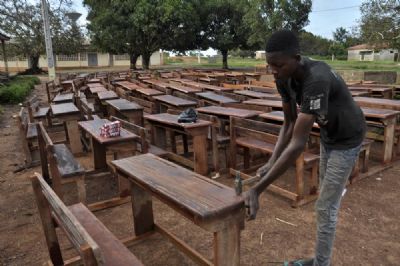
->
[256, 99, 297, 176]
[247, 112, 316, 219]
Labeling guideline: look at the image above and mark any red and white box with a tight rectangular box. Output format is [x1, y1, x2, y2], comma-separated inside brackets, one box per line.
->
[100, 121, 121, 138]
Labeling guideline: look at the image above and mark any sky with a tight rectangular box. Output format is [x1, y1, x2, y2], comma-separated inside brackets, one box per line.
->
[72, 0, 364, 55]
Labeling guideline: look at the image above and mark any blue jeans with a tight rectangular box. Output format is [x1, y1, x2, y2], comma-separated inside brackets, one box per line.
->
[313, 144, 361, 266]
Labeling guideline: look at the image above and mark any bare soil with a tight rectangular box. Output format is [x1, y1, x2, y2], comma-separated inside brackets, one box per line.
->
[0, 79, 399, 266]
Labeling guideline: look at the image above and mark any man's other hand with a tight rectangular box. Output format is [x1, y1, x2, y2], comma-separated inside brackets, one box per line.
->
[256, 162, 272, 178]
[245, 188, 259, 220]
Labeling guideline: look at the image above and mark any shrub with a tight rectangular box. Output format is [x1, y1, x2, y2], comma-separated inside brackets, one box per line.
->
[0, 76, 40, 104]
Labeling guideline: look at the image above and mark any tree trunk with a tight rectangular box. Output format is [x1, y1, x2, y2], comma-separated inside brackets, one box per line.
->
[130, 53, 140, 70]
[29, 55, 41, 73]
[221, 50, 228, 69]
[142, 52, 151, 70]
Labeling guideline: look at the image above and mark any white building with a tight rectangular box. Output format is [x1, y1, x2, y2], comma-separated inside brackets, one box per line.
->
[347, 44, 399, 61]
[255, 50, 266, 60]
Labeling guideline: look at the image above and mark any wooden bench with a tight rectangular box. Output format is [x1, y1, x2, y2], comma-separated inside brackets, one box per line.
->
[128, 95, 157, 114]
[349, 139, 373, 183]
[27, 95, 51, 126]
[30, 172, 143, 266]
[111, 154, 245, 266]
[36, 122, 86, 203]
[17, 107, 40, 167]
[45, 80, 63, 103]
[230, 117, 319, 207]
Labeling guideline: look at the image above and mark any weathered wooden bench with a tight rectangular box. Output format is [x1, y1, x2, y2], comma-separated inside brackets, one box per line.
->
[31, 172, 143, 266]
[45, 80, 63, 103]
[230, 117, 319, 207]
[16, 107, 40, 167]
[27, 95, 51, 127]
[36, 122, 86, 203]
[112, 154, 245, 266]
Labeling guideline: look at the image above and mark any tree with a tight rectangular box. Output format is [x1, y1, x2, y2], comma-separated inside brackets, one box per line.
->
[244, 0, 313, 49]
[333, 27, 361, 49]
[0, 0, 84, 73]
[328, 43, 347, 60]
[201, 0, 251, 69]
[85, 0, 202, 69]
[359, 0, 400, 53]
[298, 31, 331, 56]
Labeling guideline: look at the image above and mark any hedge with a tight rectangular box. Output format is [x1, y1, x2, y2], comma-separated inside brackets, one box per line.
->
[0, 76, 40, 104]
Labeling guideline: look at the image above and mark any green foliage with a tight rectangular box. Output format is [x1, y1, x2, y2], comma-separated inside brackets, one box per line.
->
[0, 76, 40, 104]
[244, 0, 312, 49]
[0, 0, 85, 70]
[299, 31, 331, 56]
[332, 27, 362, 49]
[360, 0, 400, 51]
[328, 43, 347, 58]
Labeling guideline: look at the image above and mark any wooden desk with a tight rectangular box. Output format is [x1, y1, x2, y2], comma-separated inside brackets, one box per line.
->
[87, 78, 101, 84]
[196, 92, 238, 105]
[50, 103, 83, 154]
[89, 86, 107, 94]
[243, 99, 283, 111]
[111, 154, 244, 266]
[52, 93, 74, 104]
[106, 99, 144, 126]
[202, 84, 234, 92]
[354, 97, 400, 111]
[60, 80, 74, 91]
[87, 83, 105, 88]
[234, 90, 281, 100]
[144, 113, 211, 175]
[78, 119, 139, 170]
[153, 95, 197, 112]
[134, 88, 164, 97]
[115, 81, 142, 92]
[97, 91, 119, 101]
[197, 106, 262, 119]
[167, 84, 202, 94]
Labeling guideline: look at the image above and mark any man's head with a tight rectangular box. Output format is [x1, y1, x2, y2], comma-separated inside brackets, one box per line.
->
[266, 30, 301, 80]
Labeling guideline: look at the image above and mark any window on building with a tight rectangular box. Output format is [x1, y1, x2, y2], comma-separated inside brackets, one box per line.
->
[80, 53, 87, 61]
[115, 54, 130, 60]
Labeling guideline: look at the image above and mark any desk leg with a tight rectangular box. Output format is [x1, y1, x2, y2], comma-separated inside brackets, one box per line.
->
[92, 138, 106, 170]
[153, 125, 167, 149]
[213, 223, 240, 266]
[193, 134, 208, 175]
[65, 120, 83, 154]
[131, 183, 154, 236]
[383, 118, 395, 164]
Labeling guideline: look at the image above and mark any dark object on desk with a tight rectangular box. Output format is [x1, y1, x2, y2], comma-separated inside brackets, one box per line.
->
[178, 108, 197, 123]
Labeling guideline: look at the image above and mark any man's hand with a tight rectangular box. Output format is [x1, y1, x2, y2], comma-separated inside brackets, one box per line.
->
[256, 162, 272, 178]
[245, 188, 259, 220]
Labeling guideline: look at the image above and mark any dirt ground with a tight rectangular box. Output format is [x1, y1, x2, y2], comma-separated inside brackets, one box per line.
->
[0, 77, 399, 266]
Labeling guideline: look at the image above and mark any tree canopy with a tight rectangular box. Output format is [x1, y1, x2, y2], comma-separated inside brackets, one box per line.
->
[359, 0, 400, 52]
[0, 0, 84, 72]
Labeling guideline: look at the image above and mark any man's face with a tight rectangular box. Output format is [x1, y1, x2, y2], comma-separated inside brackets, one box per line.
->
[266, 52, 300, 80]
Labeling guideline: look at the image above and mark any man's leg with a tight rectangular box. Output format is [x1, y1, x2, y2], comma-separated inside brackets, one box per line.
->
[319, 144, 329, 187]
[313, 145, 361, 266]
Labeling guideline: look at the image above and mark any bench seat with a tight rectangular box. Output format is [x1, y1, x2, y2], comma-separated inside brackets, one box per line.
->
[53, 144, 85, 178]
[33, 107, 50, 118]
[69, 203, 143, 266]
[26, 123, 38, 139]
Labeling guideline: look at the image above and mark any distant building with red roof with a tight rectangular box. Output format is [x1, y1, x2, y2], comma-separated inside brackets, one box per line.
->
[347, 43, 398, 61]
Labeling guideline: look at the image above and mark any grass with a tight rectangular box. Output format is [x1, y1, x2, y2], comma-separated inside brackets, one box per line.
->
[165, 56, 400, 72]
[0, 76, 40, 104]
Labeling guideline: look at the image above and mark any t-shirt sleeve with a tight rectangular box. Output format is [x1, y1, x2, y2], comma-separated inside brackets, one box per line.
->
[300, 80, 329, 116]
[275, 79, 291, 103]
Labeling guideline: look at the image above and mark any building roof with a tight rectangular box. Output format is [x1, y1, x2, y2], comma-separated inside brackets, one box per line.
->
[0, 31, 10, 41]
[348, 43, 390, 51]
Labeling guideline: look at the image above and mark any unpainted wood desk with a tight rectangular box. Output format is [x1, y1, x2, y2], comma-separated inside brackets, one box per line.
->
[50, 103, 83, 154]
[144, 113, 211, 175]
[106, 98, 144, 126]
[153, 95, 197, 112]
[52, 93, 74, 104]
[196, 92, 238, 106]
[243, 98, 283, 111]
[354, 97, 400, 111]
[78, 119, 139, 170]
[111, 154, 244, 266]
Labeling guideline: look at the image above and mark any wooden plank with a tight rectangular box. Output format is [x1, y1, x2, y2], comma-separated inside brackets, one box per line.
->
[131, 183, 154, 236]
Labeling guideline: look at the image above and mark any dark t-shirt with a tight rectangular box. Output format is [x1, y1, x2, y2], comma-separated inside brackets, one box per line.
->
[276, 57, 366, 149]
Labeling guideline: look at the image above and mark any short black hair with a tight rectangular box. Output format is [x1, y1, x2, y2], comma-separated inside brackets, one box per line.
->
[265, 30, 300, 54]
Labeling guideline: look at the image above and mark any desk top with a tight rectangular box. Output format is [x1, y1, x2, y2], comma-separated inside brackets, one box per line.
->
[351, 91, 370, 97]
[51, 103, 80, 116]
[354, 97, 400, 110]
[87, 83, 104, 88]
[153, 95, 197, 107]
[89, 86, 107, 94]
[233, 90, 277, 99]
[78, 119, 139, 144]
[115, 81, 141, 91]
[260, 111, 320, 128]
[61, 80, 74, 85]
[167, 84, 202, 94]
[111, 154, 244, 223]
[201, 84, 234, 92]
[87, 78, 101, 83]
[106, 98, 143, 111]
[197, 106, 262, 118]
[52, 93, 74, 103]
[243, 99, 283, 108]
[135, 88, 165, 96]
[361, 107, 400, 119]
[97, 91, 119, 101]
[144, 113, 211, 129]
[196, 92, 238, 104]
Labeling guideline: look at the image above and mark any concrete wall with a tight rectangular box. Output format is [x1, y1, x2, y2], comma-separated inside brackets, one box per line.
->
[364, 71, 398, 84]
[348, 49, 398, 61]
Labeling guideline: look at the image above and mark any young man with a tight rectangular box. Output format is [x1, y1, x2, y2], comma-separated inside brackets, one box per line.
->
[245, 30, 366, 266]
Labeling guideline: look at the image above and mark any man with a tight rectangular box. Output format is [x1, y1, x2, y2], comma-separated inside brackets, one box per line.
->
[245, 30, 366, 266]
